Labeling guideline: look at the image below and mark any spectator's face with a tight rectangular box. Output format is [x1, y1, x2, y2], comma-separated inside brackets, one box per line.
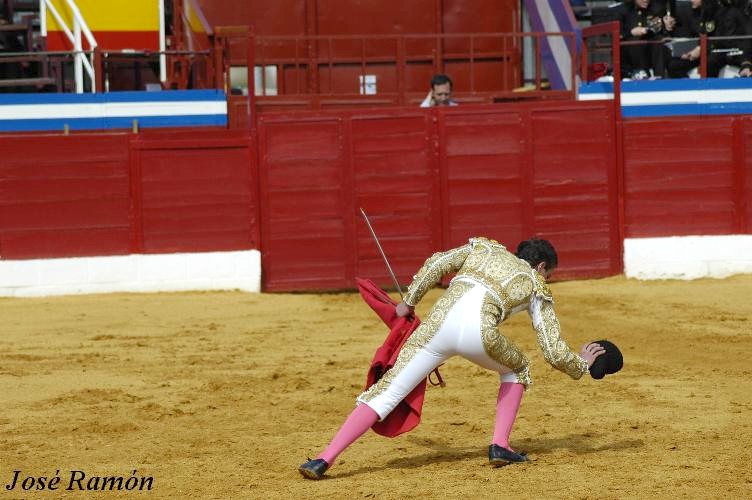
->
[636, 0, 649, 8]
[691, 0, 701, 8]
[432, 83, 452, 105]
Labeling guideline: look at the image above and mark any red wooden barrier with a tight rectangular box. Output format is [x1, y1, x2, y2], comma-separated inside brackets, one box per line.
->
[132, 129, 258, 253]
[4, 103, 750, 293]
[439, 104, 620, 278]
[0, 129, 258, 260]
[0, 134, 132, 259]
[622, 116, 751, 237]
[257, 100, 621, 291]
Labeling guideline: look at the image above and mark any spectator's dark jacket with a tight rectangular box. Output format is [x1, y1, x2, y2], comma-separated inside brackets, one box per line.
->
[673, 5, 706, 37]
[619, 1, 670, 40]
[710, 4, 750, 52]
[703, 0, 752, 68]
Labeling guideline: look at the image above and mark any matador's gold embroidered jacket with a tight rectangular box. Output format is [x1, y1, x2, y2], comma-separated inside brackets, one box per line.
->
[403, 237, 588, 380]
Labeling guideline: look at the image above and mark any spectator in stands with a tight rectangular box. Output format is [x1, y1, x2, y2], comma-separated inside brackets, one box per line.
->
[667, 0, 712, 77]
[420, 74, 458, 107]
[708, 0, 752, 76]
[667, 0, 752, 77]
[618, 0, 676, 79]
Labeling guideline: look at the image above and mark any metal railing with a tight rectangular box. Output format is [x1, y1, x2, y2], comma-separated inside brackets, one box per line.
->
[0, 48, 216, 93]
[248, 31, 578, 107]
[98, 49, 214, 92]
[39, 0, 97, 93]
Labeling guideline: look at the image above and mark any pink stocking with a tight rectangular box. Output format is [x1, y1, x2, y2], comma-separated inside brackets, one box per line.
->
[492, 382, 524, 450]
[318, 403, 379, 465]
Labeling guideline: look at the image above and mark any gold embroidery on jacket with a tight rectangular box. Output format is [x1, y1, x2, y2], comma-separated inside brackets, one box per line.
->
[533, 299, 588, 379]
[479, 294, 532, 388]
[403, 243, 472, 306]
[531, 269, 553, 302]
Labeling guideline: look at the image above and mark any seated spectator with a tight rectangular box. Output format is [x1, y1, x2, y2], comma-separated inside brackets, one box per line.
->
[618, 0, 675, 79]
[708, 0, 752, 76]
[666, 0, 708, 77]
[667, 0, 752, 78]
[420, 74, 458, 107]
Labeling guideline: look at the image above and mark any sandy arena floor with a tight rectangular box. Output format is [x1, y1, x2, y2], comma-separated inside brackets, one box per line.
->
[1, 275, 751, 499]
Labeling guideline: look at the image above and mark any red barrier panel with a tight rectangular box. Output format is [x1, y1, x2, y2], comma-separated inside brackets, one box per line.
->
[258, 100, 621, 291]
[439, 105, 620, 279]
[257, 114, 350, 290]
[133, 129, 258, 253]
[0, 133, 132, 259]
[622, 116, 749, 237]
[351, 111, 441, 285]
[0, 129, 258, 260]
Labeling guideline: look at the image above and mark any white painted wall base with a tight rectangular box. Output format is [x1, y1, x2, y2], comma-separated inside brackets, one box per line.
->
[624, 235, 752, 280]
[0, 250, 261, 297]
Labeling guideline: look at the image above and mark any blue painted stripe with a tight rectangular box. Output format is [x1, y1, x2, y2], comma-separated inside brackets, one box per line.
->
[525, 1, 566, 91]
[0, 114, 227, 132]
[105, 114, 227, 128]
[104, 89, 226, 103]
[579, 78, 752, 117]
[549, 0, 572, 30]
[0, 117, 106, 131]
[619, 102, 752, 118]
[0, 89, 226, 105]
[621, 103, 704, 118]
[0, 89, 229, 132]
[540, 35, 567, 91]
[550, 0, 582, 52]
[525, 0, 582, 90]
[0, 93, 107, 105]
[579, 81, 613, 94]
[705, 101, 752, 115]
[581, 78, 752, 94]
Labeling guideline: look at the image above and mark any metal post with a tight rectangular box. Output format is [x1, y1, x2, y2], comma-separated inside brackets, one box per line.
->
[74, 22, 83, 93]
[158, 0, 166, 83]
[569, 33, 576, 95]
[534, 33, 541, 90]
[93, 46, 103, 92]
[40, 0, 47, 36]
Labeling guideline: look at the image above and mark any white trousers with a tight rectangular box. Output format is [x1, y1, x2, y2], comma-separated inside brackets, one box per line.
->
[359, 283, 519, 420]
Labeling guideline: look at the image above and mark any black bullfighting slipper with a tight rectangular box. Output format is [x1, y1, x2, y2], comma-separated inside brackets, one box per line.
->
[488, 444, 528, 466]
[298, 458, 329, 480]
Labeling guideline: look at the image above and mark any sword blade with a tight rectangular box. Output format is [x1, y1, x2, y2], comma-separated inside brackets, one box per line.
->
[359, 207, 404, 299]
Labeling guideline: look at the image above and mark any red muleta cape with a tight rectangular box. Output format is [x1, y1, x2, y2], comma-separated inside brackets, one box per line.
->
[356, 277, 429, 438]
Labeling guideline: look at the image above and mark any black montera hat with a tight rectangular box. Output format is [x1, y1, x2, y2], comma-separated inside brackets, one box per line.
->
[589, 340, 623, 380]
